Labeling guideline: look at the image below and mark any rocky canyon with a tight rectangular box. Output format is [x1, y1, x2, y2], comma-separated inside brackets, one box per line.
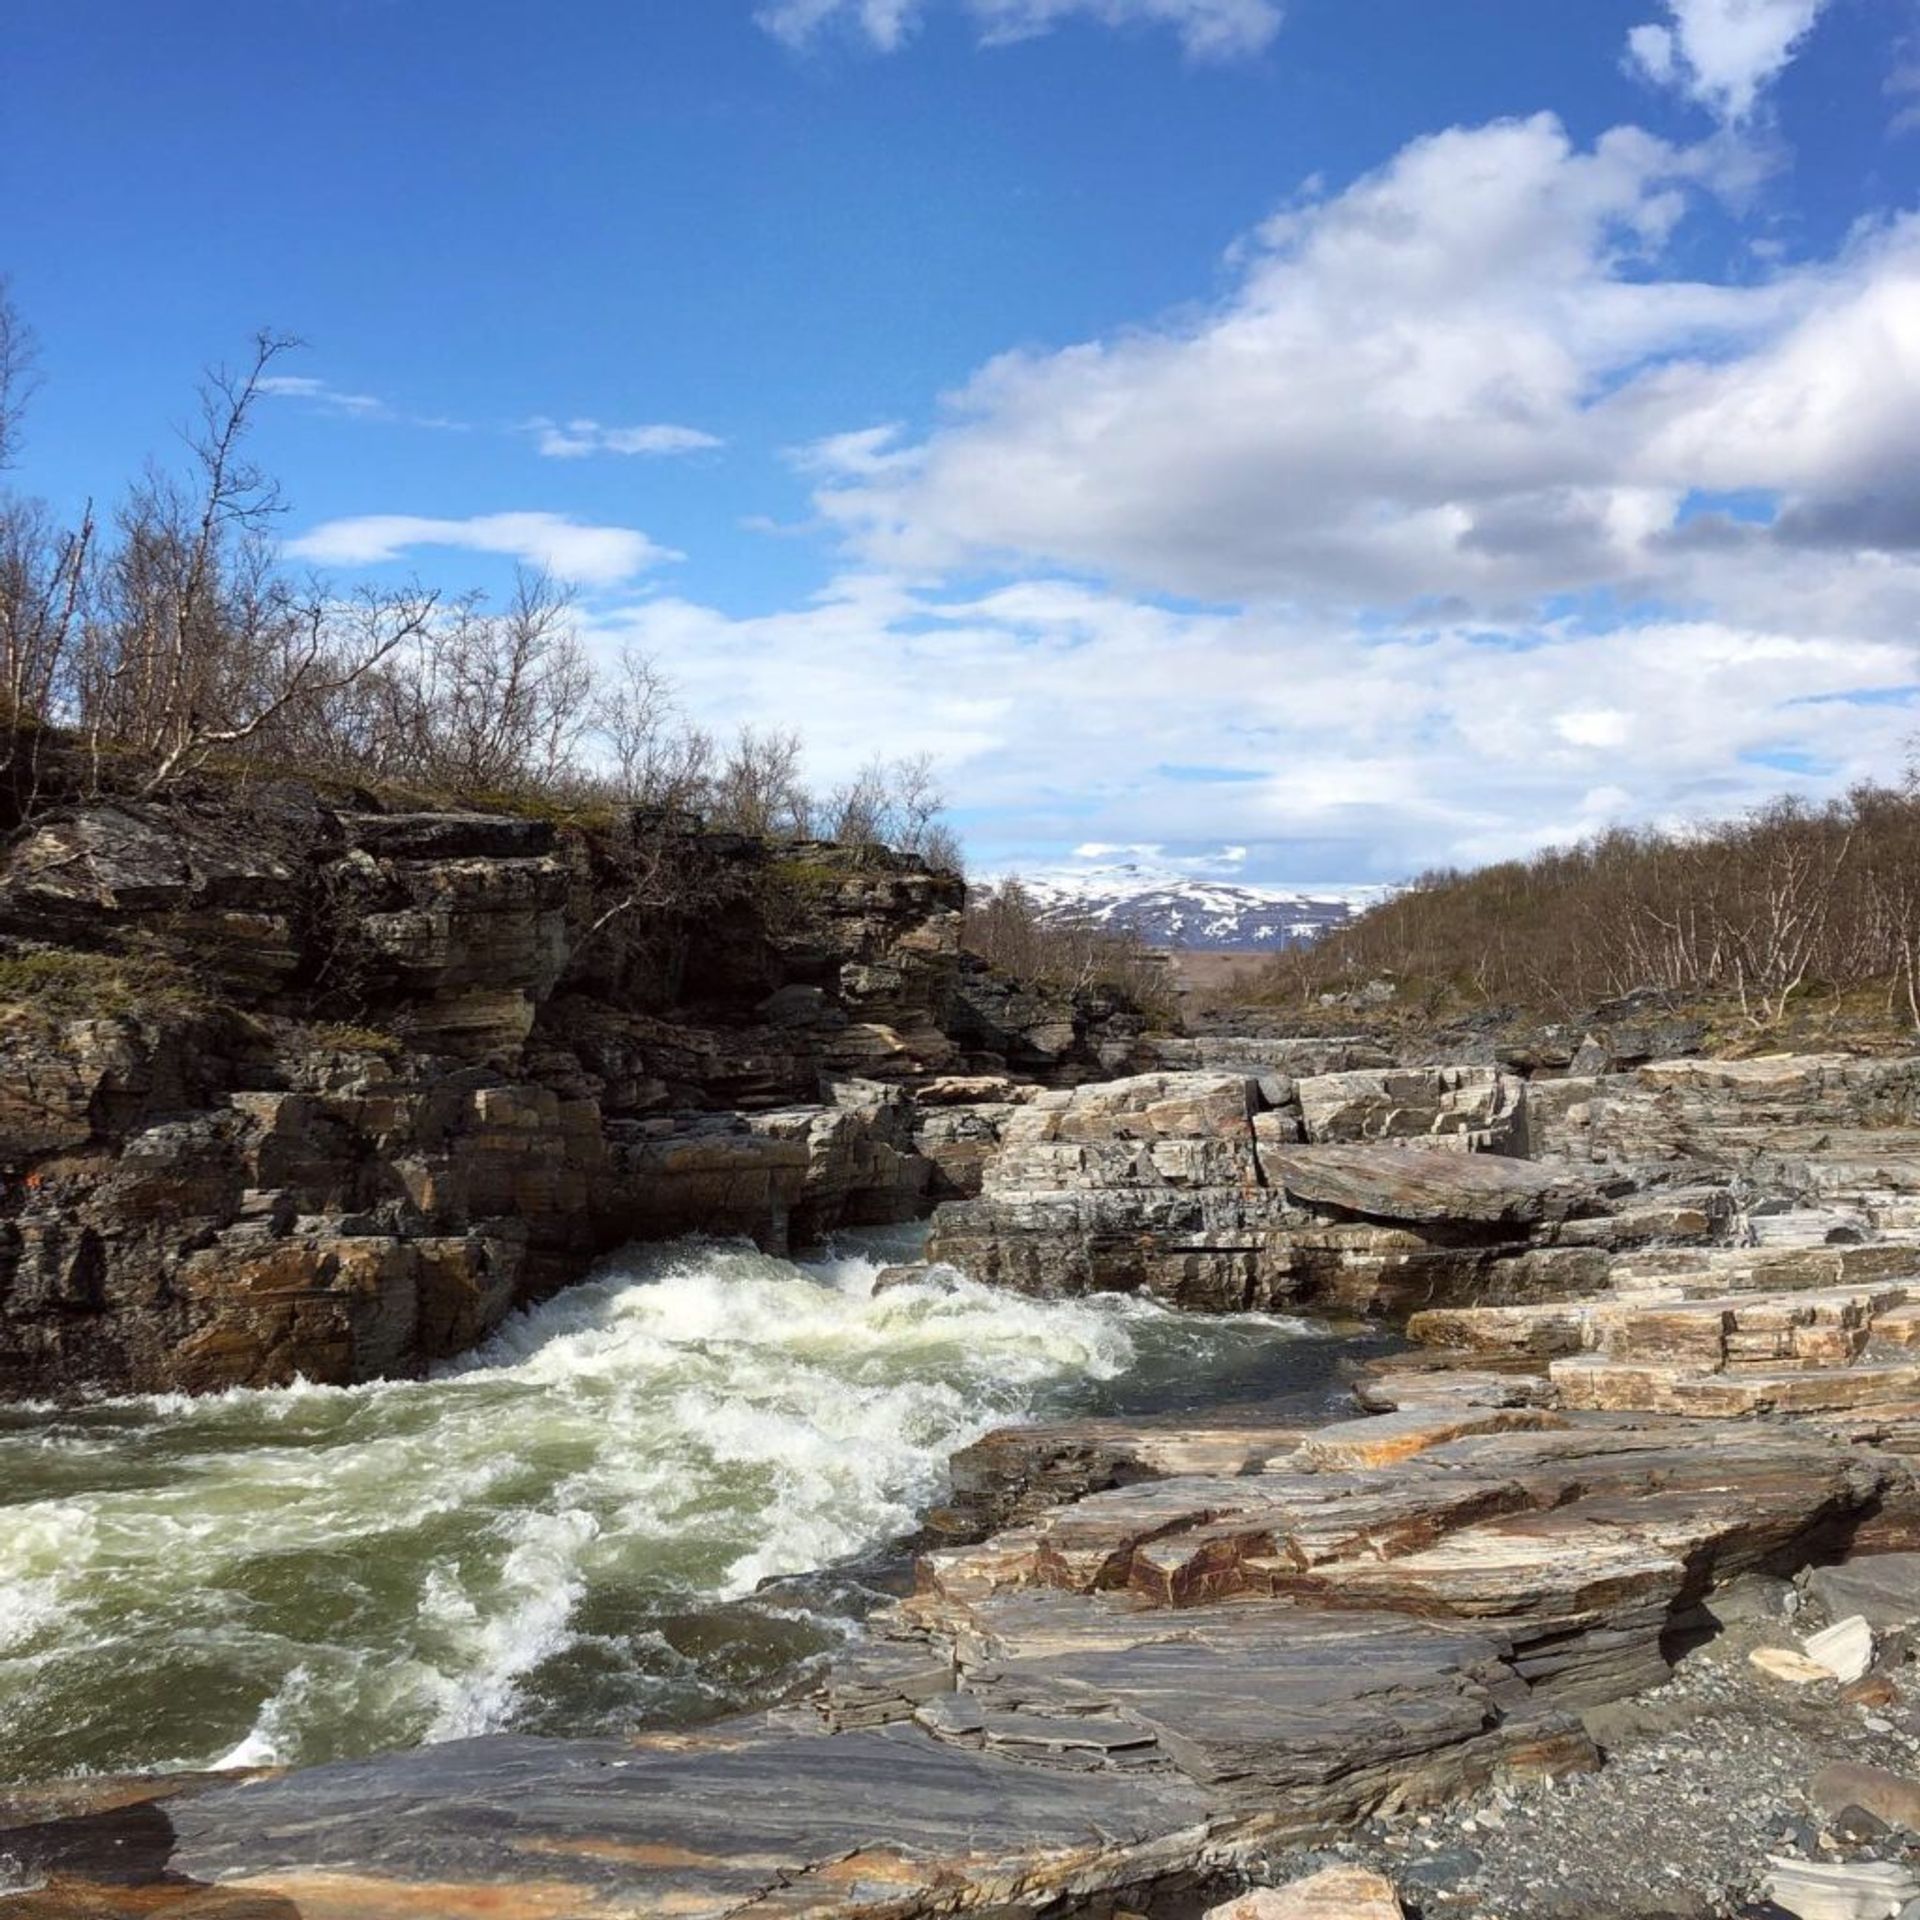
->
[6, 778, 1920, 1920]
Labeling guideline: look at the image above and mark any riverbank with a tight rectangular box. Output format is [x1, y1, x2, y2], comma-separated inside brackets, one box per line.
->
[0, 1226, 1372, 1785]
[10, 1046, 1920, 1918]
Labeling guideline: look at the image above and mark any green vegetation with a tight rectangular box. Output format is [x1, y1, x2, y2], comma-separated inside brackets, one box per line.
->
[0, 943, 207, 1020]
[765, 856, 846, 895]
[1248, 779, 1920, 1038]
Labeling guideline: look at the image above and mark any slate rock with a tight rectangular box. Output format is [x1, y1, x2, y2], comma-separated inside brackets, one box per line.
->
[1807, 1557, 1920, 1634]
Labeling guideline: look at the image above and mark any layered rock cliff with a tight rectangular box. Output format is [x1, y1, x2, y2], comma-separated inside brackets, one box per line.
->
[0, 779, 1138, 1397]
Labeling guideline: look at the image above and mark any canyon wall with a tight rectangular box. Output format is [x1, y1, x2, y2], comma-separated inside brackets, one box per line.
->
[0, 778, 1144, 1395]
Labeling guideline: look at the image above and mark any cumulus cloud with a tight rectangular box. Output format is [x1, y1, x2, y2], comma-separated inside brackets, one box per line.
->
[591, 110, 1920, 876]
[757, 0, 1281, 59]
[805, 115, 1920, 620]
[1625, 0, 1832, 121]
[286, 512, 679, 587]
[526, 417, 724, 458]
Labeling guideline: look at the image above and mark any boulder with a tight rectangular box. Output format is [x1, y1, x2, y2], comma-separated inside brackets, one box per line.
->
[1206, 1868, 1405, 1920]
[1261, 1143, 1594, 1228]
[1293, 1065, 1525, 1153]
[1805, 1615, 1876, 1683]
[1806, 1555, 1920, 1632]
[1750, 1645, 1841, 1685]
[1811, 1764, 1920, 1835]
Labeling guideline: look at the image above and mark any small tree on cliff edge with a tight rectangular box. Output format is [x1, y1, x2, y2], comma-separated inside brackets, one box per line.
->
[74, 331, 437, 792]
[0, 283, 93, 798]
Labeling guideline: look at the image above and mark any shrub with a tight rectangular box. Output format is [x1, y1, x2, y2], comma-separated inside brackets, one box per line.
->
[1257, 781, 1920, 1032]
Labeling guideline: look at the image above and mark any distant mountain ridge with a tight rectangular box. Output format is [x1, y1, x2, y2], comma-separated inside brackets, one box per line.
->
[1008, 862, 1384, 951]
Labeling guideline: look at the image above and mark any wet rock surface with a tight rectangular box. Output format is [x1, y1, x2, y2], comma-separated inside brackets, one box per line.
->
[12, 1383, 1920, 1919]
[0, 793, 1001, 1394]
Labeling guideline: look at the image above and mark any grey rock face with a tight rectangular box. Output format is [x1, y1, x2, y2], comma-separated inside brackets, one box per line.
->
[0, 795, 972, 1394]
[928, 1069, 1611, 1314]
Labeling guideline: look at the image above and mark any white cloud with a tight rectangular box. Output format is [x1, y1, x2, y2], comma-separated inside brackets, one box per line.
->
[285, 512, 679, 587]
[806, 115, 1920, 622]
[1554, 709, 1633, 749]
[761, 0, 920, 48]
[258, 374, 387, 418]
[585, 571, 1917, 879]
[757, 0, 1281, 59]
[257, 374, 468, 432]
[577, 111, 1920, 877]
[790, 423, 920, 478]
[526, 417, 724, 459]
[1625, 0, 1832, 121]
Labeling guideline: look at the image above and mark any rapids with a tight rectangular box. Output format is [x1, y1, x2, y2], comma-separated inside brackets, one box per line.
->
[0, 1227, 1364, 1781]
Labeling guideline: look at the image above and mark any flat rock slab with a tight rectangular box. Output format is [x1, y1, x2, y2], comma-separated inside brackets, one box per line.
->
[941, 1407, 1312, 1536]
[1762, 1856, 1920, 1920]
[1262, 1145, 1594, 1228]
[1294, 1406, 1566, 1470]
[1552, 1357, 1920, 1416]
[944, 1594, 1591, 1820]
[154, 1724, 1219, 1920]
[1352, 1366, 1555, 1413]
[1752, 1645, 1838, 1686]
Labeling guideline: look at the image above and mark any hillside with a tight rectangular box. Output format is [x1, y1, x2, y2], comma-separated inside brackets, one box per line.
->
[1225, 783, 1920, 1055]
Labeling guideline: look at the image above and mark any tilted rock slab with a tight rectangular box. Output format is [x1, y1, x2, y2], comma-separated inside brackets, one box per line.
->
[10, 1405, 1917, 1917]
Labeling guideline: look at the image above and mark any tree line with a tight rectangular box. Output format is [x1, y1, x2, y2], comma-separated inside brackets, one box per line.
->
[962, 877, 1175, 1017]
[1260, 783, 1920, 1031]
[0, 298, 960, 870]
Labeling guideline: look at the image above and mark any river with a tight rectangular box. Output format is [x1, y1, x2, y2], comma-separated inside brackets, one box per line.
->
[0, 1227, 1374, 1782]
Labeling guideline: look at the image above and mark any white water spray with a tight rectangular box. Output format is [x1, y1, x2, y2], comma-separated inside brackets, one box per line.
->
[0, 1229, 1331, 1780]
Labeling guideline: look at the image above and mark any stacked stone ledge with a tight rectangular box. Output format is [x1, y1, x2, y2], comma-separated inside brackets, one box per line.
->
[0, 793, 1002, 1394]
[927, 1063, 1651, 1315]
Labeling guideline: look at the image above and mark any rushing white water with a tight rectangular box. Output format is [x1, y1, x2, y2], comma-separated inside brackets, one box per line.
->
[0, 1228, 1347, 1781]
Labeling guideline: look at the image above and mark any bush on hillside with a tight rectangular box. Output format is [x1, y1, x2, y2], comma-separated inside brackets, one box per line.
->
[964, 878, 1174, 1019]
[1258, 782, 1920, 1032]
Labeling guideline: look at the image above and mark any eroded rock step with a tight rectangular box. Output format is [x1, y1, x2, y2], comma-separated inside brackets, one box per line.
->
[14, 1396, 1916, 1919]
[16, 1048, 1920, 1914]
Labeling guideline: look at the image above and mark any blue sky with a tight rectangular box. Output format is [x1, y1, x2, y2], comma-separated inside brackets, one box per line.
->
[6, 0, 1919, 883]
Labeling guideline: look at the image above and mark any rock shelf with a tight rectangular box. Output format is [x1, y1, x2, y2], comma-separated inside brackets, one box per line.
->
[15, 1048, 1920, 1916]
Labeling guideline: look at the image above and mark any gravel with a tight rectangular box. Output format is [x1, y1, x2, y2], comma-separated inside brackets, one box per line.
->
[1237, 1614, 1920, 1920]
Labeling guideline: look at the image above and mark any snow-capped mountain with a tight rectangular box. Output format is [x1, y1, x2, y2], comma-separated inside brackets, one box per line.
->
[1004, 862, 1384, 951]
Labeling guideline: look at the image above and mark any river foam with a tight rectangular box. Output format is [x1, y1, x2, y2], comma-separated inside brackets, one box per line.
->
[0, 1228, 1341, 1780]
